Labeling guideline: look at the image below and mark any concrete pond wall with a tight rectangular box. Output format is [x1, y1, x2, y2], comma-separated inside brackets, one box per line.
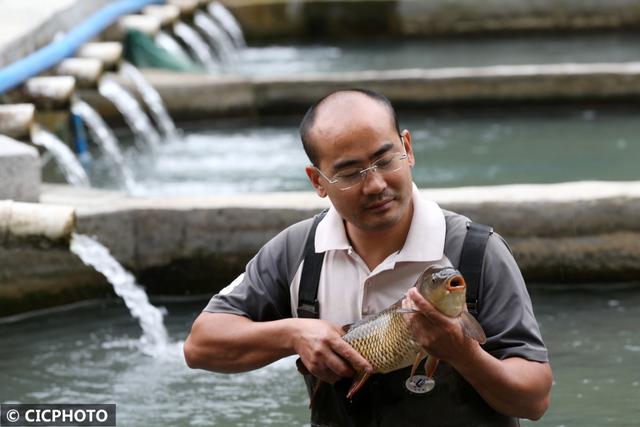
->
[224, 0, 640, 41]
[2, 179, 640, 318]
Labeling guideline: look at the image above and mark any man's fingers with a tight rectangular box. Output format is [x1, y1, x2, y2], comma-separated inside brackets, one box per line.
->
[331, 339, 373, 374]
[407, 288, 450, 323]
[407, 288, 433, 312]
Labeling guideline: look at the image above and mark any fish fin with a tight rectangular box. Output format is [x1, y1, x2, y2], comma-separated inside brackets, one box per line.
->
[395, 308, 420, 314]
[346, 370, 371, 400]
[460, 311, 487, 344]
[425, 356, 440, 378]
[410, 349, 428, 377]
[342, 311, 381, 333]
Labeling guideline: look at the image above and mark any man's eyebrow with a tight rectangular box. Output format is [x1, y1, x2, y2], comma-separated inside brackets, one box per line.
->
[332, 142, 395, 171]
[371, 142, 394, 159]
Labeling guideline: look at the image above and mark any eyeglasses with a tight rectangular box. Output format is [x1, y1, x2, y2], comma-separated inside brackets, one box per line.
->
[315, 150, 408, 191]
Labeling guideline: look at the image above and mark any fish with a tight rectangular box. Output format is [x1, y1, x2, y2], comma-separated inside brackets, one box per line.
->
[339, 266, 487, 399]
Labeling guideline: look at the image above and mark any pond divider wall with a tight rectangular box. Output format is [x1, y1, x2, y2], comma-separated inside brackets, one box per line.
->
[79, 64, 640, 122]
[2, 182, 639, 317]
[224, 0, 640, 41]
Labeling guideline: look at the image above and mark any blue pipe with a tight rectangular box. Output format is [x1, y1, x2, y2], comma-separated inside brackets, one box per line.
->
[70, 111, 91, 165]
[0, 0, 163, 94]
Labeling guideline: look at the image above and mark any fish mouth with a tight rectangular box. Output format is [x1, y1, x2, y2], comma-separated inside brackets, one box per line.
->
[446, 275, 466, 292]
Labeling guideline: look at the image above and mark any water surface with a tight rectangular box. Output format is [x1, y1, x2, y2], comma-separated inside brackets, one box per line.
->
[220, 33, 640, 76]
[1, 286, 639, 426]
[85, 106, 640, 196]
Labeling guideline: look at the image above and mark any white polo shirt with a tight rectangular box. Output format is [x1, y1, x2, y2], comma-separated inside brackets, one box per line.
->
[289, 184, 451, 325]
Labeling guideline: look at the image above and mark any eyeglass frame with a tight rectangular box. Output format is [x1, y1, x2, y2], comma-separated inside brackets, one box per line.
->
[313, 134, 409, 191]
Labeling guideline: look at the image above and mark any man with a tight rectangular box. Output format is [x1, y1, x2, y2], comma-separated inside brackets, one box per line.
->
[184, 89, 552, 426]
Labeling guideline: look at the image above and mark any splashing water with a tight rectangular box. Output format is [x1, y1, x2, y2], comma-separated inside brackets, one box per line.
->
[194, 11, 236, 64]
[31, 126, 90, 187]
[208, 1, 246, 48]
[173, 21, 218, 72]
[120, 62, 179, 139]
[98, 76, 161, 150]
[70, 99, 137, 192]
[155, 30, 193, 63]
[70, 233, 170, 357]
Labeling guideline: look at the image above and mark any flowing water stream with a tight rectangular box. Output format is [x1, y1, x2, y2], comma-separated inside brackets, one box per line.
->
[69, 234, 170, 357]
[194, 10, 237, 64]
[119, 62, 179, 139]
[155, 30, 193, 64]
[208, 1, 246, 48]
[31, 126, 90, 187]
[98, 77, 161, 150]
[70, 99, 136, 191]
[173, 21, 218, 72]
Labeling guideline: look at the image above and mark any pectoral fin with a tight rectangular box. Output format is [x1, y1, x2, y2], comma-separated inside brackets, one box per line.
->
[395, 308, 420, 314]
[460, 311, 487, 344]
[424, 355, 440, 379]
[410, 349, 428, 377]
[346, 370, 372, 400]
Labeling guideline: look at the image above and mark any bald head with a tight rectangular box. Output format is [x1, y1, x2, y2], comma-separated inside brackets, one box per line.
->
[299, 89, 400, 166]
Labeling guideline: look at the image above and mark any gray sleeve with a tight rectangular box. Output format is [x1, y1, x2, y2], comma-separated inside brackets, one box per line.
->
[478, 233, 549, 362]
[203, 218, 312, 321]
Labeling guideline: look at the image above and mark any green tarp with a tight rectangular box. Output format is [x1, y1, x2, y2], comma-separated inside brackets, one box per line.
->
[123, 30, 202, 72]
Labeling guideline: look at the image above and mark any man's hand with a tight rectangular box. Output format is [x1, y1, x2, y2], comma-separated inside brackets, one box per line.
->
[402, 288, 552, 420]
[403, 287, 474, 363]
[292, 319, 373, 384]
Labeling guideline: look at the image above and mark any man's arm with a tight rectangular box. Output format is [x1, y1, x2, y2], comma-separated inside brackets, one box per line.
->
[183, 312, 372, 383]
[405, 288, 552, 420]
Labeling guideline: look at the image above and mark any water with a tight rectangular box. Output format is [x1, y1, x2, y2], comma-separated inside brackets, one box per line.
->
[220, 33, 640, 77]
[1, 286, 639, 426]
[93, 106, 640, 195]
[194, 10, 237, 64]
[69, 234, 169, 357]
[98, 77, 161, 150]
[30, 126, 90, 187]
[155, 31, 193, 64]
[208, 1, 246, 48]
[173, 21, 218, 72]
[70, 99, 137, 191]
[119, 62, 179, 139]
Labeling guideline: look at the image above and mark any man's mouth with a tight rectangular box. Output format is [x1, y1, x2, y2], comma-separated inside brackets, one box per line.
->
[365, 197, 395, 211]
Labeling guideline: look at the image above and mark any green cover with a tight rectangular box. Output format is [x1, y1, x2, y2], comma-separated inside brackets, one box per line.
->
[123, 29, 202, 72]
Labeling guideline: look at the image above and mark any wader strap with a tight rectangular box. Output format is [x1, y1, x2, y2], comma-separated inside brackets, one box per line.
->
[459, 221, 493, 317]
[297, 210, 328, 319]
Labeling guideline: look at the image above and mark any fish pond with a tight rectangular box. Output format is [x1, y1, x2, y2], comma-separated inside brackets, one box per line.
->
[1, 285, 639, 426]
[82, 105, 640, 196]
[219, 32, 640, 76]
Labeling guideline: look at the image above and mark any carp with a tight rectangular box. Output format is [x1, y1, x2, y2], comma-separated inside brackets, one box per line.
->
[340, 266, 487, 399]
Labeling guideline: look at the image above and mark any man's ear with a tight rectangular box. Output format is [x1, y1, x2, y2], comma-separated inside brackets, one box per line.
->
[306, 165, 328, 198]
[401, 130, 415, 168]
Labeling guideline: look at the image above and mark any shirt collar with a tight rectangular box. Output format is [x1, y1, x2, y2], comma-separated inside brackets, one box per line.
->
[314, 183, 446, 262]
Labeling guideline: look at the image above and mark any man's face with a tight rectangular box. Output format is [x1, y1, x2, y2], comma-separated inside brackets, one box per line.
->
[305, 95, 415, 233]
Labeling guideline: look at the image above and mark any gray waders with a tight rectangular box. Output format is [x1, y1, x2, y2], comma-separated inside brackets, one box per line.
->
[297, 211, 520, 427]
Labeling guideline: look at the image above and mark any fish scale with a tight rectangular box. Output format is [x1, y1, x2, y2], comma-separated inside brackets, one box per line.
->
[343, 305, 422, 373]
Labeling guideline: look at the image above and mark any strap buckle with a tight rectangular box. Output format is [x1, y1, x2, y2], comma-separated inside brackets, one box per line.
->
[297, 301, 320, 319]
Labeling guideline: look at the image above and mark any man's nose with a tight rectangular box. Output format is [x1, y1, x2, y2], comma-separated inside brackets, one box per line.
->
[361, 168, 386, 194]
